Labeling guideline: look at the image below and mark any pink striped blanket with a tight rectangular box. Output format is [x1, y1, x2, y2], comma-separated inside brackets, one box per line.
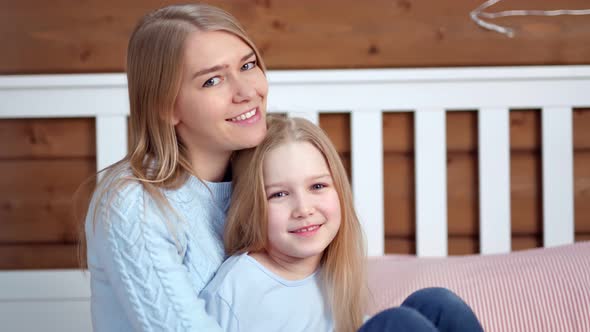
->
[367, 242, 590, 332]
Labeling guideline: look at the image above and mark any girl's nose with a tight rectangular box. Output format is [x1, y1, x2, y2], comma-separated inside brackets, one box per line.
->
[292, 197, 316, 218]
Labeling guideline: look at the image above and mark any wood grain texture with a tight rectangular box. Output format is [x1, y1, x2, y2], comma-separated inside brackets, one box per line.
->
[0, 159, 95, 243]
[1, 109, 588, 268]
[0, 244, 80, 269]
[0, 118, 95, 159]
[2, 0, 590, 73]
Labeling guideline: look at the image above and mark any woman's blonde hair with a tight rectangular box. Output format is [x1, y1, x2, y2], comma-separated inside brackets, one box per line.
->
[225, 115, 367, 332]
[125, 3, 265, 190]
[79, 3, 265, 261]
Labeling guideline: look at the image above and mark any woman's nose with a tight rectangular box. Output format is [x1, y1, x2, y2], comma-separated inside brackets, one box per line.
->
[232, 77, 256, 103]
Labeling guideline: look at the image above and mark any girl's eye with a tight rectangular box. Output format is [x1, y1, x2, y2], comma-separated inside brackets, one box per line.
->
[203, 76, 222, 88]
[268, 191, 287, 200]
[241, 60, 256, 71]
[311, 183, 326, 190]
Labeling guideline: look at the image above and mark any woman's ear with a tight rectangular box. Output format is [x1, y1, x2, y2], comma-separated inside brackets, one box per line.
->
[170, 107, 181, 126]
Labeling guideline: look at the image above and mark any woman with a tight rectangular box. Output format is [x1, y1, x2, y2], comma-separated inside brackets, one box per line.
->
[84, 4, 268, 331]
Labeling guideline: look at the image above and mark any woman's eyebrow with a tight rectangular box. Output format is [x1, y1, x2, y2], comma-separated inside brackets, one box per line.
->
[193, 64, 227, 79]
[241, 51, 255, 62]
[192, 51, 256, 80]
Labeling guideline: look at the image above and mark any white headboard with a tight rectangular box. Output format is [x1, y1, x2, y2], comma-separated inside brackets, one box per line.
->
[1, 66, 589, 331]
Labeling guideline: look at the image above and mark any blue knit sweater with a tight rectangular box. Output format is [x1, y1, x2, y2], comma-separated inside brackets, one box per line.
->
[85, 167, 231, 332]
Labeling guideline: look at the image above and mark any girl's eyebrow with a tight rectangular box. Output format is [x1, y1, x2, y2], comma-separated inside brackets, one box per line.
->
[191, 51, 255, 80]
[264, 174, 331, 190]
[310, 174, 332, 181]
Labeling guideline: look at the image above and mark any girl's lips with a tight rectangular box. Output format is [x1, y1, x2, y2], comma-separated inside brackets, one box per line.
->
[290, 224, 322, 237]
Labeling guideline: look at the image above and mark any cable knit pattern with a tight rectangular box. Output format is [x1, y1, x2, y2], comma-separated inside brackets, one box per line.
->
[85, 166, 231, 332]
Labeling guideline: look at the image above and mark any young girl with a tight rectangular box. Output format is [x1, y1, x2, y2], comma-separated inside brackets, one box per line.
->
[83, 4, 268, 331]
[200, 115, 483, 332]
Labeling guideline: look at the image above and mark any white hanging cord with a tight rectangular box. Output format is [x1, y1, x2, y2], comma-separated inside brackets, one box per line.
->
[471, 0, 590, 37]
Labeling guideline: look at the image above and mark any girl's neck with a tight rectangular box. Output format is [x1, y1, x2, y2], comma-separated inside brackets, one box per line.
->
[249, 250, 322, 281]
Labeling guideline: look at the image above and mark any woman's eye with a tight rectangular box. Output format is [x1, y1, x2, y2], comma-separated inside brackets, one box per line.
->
[241, 60, 256, 71]
[311, 183, 326, 190]
[203, 76, 222, 87]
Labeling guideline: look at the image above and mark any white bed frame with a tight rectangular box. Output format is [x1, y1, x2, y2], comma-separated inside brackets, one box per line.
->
[1, 65, 589, 331]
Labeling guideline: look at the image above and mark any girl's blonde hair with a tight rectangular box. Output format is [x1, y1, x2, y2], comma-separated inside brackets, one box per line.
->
[79, 3, 265, 261]
[225, 115, 367, 332]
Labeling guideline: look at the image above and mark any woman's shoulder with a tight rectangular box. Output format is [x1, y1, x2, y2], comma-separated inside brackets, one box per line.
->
[93, 162, 145, 214]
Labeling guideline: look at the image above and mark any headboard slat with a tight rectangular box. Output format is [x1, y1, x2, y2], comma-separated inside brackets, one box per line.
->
[351, 110, 384, 256]
[478, 107, 512, 254]
[96, 115, 128, 174]
[415, 109, 448, 257]
[541, 106, 575, 247]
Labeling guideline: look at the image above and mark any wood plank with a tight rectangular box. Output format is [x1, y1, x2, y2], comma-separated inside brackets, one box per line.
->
[0, 244, 80, 269]
[447, 153, 478, 236]
[574, 108, 590, 149]
[510, 110, 541, 151]
[575, 152, 590, 233]
[0, 159, 94, 198]
[384, 237, 415, 255]
[382, 112, 414, 153]
[0, 200, 81, 243]
[0, 118, 95, 158]
[0, 159, 95, 242]
[319, 113, 351, 153]
[510, 152, 542, 234]
[383, 154, 414, 237]
[2, 0, 590, 73]
[511, 236, 542, 251]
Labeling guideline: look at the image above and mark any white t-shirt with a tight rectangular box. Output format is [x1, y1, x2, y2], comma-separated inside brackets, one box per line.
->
[200, 253, 334, 332]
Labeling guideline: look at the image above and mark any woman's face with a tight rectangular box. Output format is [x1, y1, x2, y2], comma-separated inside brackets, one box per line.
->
[173, 30, 268, 161]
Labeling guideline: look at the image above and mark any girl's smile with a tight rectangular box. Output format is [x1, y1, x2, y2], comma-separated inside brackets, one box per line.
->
[290, 223, 323, 237]
[262, 141, 342, 267]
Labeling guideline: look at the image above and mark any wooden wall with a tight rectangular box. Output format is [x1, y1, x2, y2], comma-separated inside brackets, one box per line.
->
[1, 0, 590, 268]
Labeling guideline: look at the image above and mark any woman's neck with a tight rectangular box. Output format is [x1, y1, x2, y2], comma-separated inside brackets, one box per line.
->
[188, 149, 232, 182]
[249, 250, 322, 281]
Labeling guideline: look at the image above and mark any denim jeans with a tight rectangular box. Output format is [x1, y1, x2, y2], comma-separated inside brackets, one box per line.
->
[358, 287, 484, 332]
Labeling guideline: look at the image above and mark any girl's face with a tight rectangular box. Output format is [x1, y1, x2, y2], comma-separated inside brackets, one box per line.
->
[173, 30, 268, 161]
[263, 141, 341, 265]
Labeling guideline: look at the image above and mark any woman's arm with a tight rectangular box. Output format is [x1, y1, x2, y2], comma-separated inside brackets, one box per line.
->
[88, 189, 223, 332]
